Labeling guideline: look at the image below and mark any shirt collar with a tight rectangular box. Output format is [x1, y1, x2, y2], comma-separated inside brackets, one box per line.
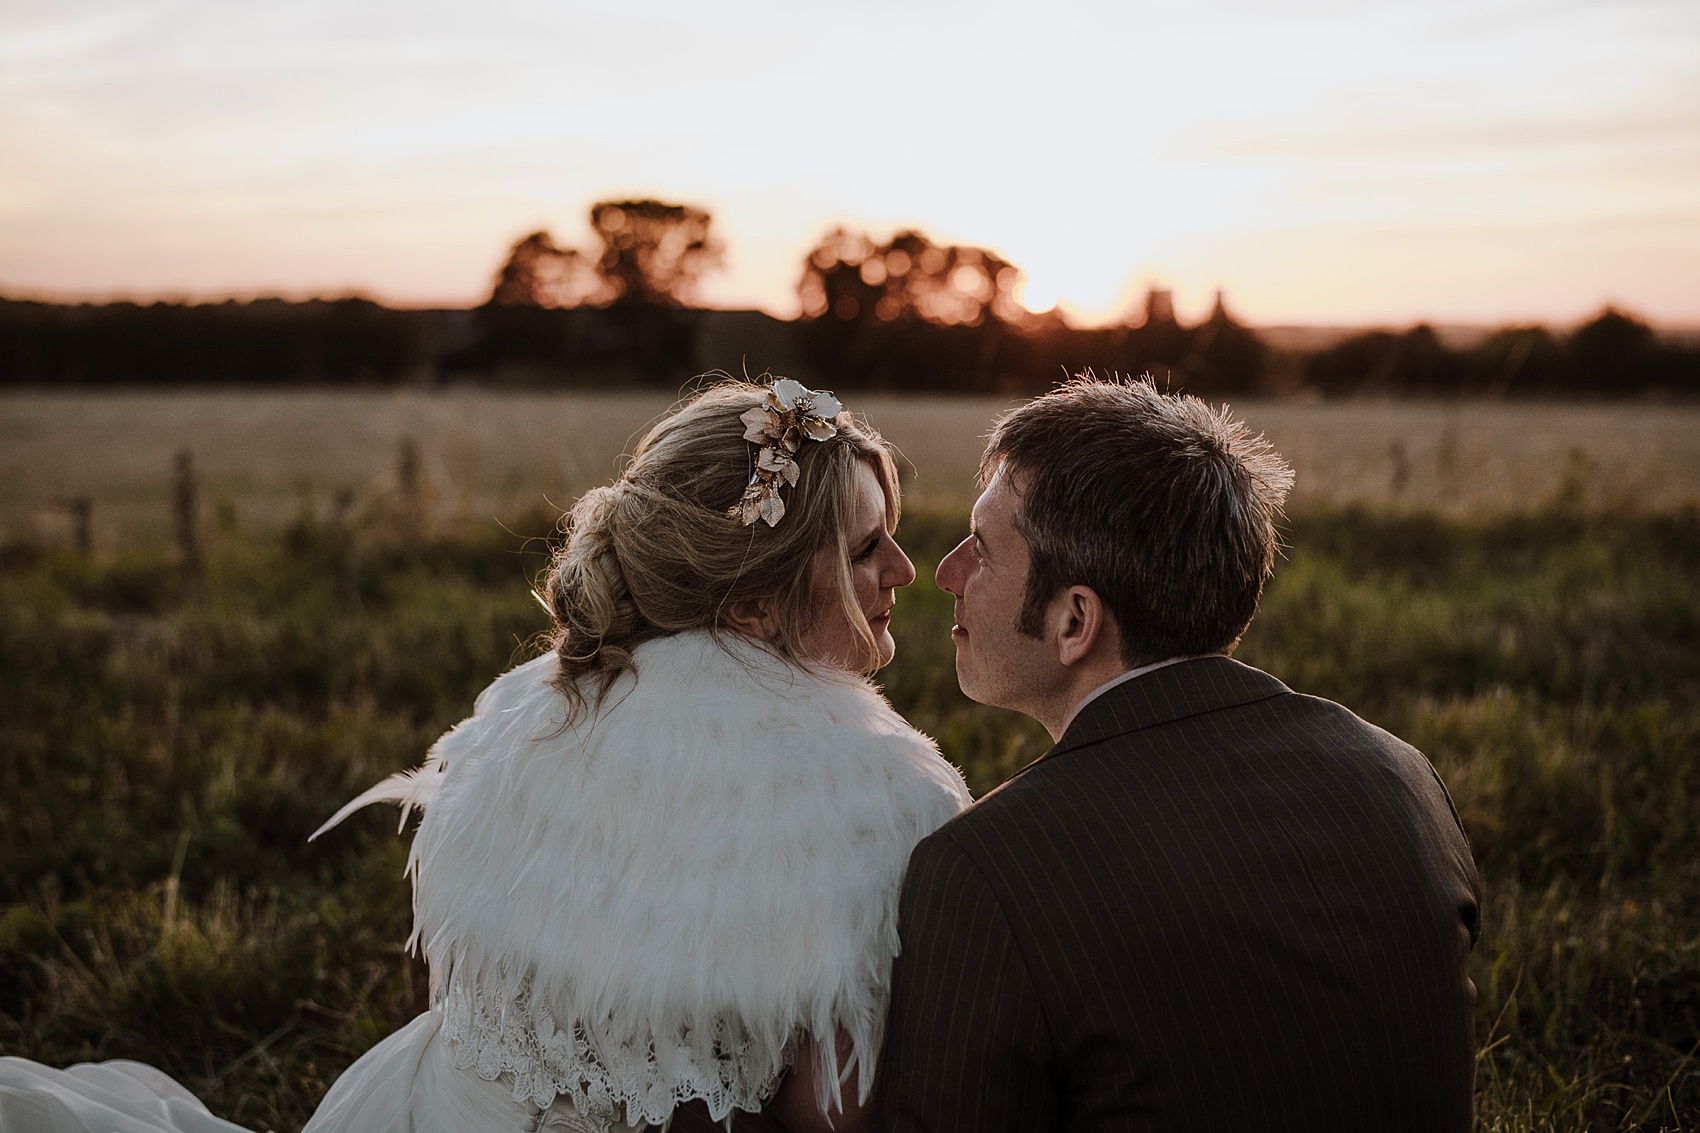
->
[1058, 656, 1197, 736]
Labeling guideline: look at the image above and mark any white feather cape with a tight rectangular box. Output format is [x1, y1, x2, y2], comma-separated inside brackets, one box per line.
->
[316, 629, 970, 1127]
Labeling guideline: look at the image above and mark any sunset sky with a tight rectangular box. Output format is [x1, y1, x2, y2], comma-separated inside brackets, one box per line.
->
[2, 0, 1696, 327]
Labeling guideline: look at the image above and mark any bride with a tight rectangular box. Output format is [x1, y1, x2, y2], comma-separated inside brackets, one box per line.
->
[0, 378, 972, 1133]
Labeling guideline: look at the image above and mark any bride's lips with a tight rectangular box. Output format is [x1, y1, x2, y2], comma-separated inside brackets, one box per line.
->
[870, 607, 893, 630]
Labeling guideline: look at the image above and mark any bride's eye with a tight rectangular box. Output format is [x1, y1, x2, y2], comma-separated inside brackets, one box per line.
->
[853, 533, 882, 563]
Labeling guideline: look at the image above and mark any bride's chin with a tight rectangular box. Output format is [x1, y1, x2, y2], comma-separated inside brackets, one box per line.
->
[873, 633, 897, 671]
[808, 625, 897, 674]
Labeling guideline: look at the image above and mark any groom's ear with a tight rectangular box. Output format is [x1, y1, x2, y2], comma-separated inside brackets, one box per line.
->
[1050, 585, 1115, 668]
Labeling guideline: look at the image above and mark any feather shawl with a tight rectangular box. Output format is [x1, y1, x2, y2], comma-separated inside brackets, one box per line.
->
[316, 629, 970, 1127]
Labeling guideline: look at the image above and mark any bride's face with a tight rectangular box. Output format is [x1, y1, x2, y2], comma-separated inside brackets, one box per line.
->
[800, 461, 916, 672]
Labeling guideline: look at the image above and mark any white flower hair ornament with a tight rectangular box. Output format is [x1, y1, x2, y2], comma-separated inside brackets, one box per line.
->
[730, 378, 844, 527]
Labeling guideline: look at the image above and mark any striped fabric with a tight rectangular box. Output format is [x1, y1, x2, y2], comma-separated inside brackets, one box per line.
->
[881, 656, 1482, 1133]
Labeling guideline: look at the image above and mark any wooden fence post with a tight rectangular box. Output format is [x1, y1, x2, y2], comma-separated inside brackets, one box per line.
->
[65, 496, 92, 557]
[174, 449, 200, 570]
[398, 437, 426, 534]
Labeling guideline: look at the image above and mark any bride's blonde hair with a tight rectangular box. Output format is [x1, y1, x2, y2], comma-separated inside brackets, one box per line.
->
[543, 379, 901, 721]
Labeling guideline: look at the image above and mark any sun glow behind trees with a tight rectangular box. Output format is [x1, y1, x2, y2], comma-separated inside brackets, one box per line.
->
[0, 0, 1695, 326]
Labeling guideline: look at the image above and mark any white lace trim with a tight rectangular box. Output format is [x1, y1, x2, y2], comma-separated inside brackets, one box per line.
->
[439, 978, 787, 1128]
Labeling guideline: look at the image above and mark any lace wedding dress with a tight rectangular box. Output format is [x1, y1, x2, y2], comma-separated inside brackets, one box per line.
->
[1, 631, 971, 1132]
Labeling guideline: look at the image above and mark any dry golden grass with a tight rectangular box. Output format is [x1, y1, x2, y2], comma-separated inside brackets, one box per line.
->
[4, 390, 1698, 548]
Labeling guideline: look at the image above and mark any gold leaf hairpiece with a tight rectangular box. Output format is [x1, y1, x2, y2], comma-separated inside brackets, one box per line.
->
[729, 378, 843, 527]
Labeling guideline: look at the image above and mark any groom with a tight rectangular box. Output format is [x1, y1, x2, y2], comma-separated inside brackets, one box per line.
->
[880, 378, 1482, 1131]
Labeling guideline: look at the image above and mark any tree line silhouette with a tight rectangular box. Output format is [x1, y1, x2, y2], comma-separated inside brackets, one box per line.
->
[2, 198, 1695, 398]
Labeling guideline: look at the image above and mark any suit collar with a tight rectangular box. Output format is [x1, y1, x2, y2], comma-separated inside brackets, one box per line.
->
[1040, 655, 1291, 763]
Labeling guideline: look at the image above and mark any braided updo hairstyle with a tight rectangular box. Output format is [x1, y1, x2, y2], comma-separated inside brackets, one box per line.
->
[543, 379, 901, 722]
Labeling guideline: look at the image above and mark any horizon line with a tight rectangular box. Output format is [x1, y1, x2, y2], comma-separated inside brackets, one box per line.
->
[4, 285, 1695, 336]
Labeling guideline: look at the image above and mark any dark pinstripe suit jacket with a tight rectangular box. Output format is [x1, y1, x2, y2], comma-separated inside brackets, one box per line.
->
[880, 656, 1482, 1133]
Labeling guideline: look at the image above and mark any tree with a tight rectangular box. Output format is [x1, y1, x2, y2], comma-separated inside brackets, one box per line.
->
[591, 199, 723, 308]
[1176, 291, 1269, 395]
[486, 199, 723, 310]
[487, 230, 604, 308]
[1465, 325, 1562, 396]
[1304, 324, 1457, 396]
[1564, 307, 1656, 394]
[798, 227, 1026, 328]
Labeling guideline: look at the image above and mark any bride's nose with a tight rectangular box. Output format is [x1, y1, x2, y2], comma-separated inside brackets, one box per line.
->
[884, 538, 917, 589]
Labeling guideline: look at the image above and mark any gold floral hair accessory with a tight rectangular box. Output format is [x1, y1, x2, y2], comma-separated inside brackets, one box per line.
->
[730, 378, 843, 527]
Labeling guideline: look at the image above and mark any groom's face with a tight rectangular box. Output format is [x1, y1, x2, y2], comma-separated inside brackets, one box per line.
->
[935, 465, 1055, 715]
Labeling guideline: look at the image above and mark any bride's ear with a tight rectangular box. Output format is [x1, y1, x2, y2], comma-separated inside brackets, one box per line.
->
[722, 596, 780, 642]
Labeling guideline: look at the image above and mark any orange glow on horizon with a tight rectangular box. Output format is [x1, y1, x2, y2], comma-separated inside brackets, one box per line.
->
[0, 1, 1694, 329]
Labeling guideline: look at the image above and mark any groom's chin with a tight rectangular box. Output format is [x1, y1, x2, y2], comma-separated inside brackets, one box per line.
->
[952, 658, 977, 700]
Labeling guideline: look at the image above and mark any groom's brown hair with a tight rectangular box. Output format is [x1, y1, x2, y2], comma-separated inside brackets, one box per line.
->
[982, 375, 1294, 666]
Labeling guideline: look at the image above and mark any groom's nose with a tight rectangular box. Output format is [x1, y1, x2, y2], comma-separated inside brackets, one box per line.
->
[935, 537, 970, 596]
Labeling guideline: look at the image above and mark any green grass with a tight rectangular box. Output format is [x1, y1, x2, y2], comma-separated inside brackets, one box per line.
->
[2, 508, 1697, 1130]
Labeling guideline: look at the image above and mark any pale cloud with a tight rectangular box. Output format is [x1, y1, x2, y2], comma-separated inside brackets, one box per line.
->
[0, 0, 1695, 323]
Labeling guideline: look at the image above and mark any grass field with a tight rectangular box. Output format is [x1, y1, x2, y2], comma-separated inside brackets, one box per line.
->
[5, 390, 1700, 548]
[3, 386, 1698, 1128]
[2, 499, 1697, 1130]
